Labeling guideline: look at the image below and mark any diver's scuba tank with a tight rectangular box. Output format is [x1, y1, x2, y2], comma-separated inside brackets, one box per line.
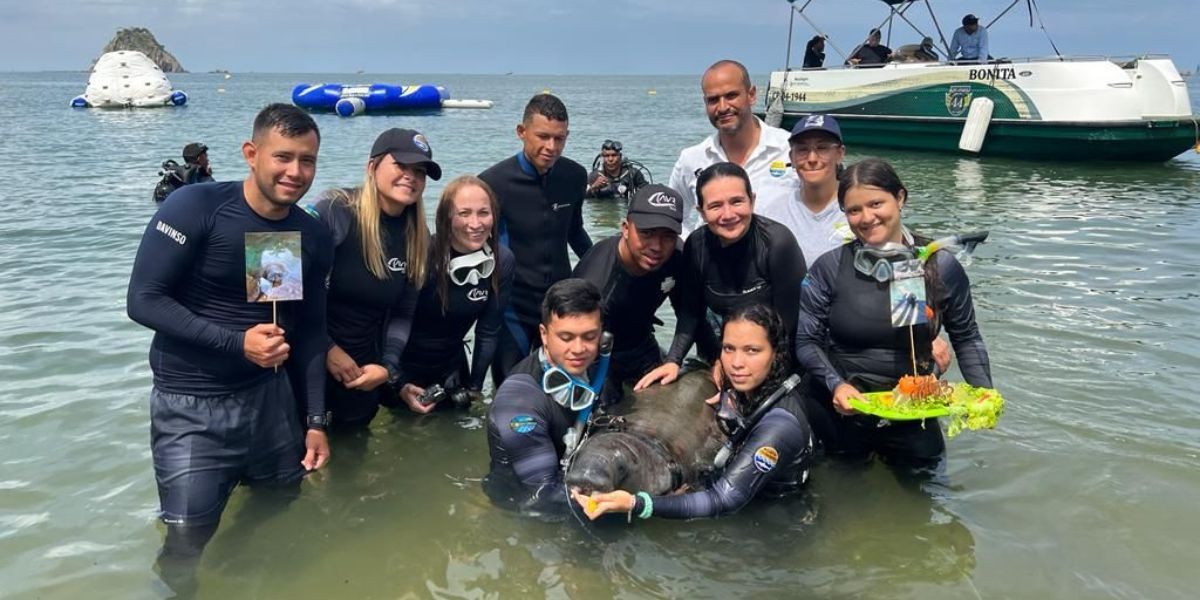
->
[712, 374, 802, 470]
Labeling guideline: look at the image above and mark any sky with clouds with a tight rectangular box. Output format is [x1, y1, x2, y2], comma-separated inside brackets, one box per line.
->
[3, 0, 1197, 74]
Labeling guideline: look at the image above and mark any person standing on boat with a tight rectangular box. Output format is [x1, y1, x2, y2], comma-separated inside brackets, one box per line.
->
[480, 93, 592, 387]
[126, 104, 332, 571]
[848, 29, 893, 66]
[573, 184, 685, 406]
[668, 59, 799, 235]
[949, 14, 989, 64]
[803, 35, 826, 69]
[585, 139, 649, 201]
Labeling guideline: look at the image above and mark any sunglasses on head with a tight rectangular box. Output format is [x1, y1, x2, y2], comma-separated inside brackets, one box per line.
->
[601, 140, 623, 153]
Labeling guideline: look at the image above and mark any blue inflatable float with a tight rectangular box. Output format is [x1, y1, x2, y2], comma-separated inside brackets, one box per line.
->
[292, 83, 492, 117]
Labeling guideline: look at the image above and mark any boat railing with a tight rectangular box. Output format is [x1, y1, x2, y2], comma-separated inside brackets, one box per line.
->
[776, 54, 1176, 75]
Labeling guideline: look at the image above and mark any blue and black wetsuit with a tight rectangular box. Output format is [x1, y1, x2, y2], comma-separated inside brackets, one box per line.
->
[794, 242, 992, 464]
[126, 181, 331, 527]
[479, 153, 591, 385]
[666, 215, 807, 364]
[572, 235, 683, 404]
[314, 193, 420, 427]
[399, 245, 515, 398]
[484, 352, 594, 515]
[635, 390, 813, 519]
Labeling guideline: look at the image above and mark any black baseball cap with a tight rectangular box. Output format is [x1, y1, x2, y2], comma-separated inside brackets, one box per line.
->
[369, 128, 442, 180]
[963, 14, 979, 25]
[182, 142, 207, 162]
[626, 184, 683, 234]
[788, 114, 843, 144]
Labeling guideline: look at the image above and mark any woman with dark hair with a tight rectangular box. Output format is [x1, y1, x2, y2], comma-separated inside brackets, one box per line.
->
[636, 162, 806, 389]
[795, 158, 993, 467]
[395, 175, 515, 412]
[803, 35, 826, 69]
[314, 128, 436, 428]
[848, 28, 893, 65]
[574, 303, 813, 520]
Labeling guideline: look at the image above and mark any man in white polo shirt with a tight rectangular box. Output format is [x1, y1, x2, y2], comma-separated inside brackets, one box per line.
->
[758, 114, 854, 268]
[668, 59, 799, 235]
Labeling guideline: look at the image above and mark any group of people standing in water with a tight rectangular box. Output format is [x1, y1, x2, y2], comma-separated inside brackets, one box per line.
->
[126, 57, 993, 571]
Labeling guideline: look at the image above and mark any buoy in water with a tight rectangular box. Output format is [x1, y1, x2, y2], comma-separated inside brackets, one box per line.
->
[648, 89, 657, 95]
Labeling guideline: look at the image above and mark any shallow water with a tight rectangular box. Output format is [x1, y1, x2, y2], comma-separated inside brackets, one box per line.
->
[1, 71, 1198, 599]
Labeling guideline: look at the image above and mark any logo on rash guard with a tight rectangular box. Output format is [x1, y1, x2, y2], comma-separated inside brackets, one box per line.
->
[661, 277, 675, 293]
[155, 220, 187, 245]
[387, 258, 407, 273]
[509, 415, 537, 434]
[551, 203, 572, 211]
[753, 446, 779, 473]
[467, 288, 488, 302]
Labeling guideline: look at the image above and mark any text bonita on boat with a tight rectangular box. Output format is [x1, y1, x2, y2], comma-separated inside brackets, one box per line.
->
[762, 0, 1198, 161]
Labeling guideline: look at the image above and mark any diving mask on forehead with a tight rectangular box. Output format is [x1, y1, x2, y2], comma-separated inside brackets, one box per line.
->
[448, 247, 495, 286]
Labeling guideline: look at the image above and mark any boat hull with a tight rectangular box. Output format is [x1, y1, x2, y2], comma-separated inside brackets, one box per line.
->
[765, 57, 1198, 161]
[773, 113, 1198, 161]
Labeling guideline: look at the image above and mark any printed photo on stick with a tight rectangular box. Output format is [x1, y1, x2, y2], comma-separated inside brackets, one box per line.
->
[889, 259, 927, 327]
[245, 231, 304, 303]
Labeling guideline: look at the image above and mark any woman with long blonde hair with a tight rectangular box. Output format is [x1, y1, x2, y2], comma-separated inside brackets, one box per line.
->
[395, 175, 514, 412]
[313, 128, 437, 428]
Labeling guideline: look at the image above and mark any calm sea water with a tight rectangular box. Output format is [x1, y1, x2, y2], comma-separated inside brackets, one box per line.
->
[1, 71, 1198, 599]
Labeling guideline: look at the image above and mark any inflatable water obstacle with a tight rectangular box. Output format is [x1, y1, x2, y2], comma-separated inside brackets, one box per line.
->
[292, 83, 493, 117]
[71, 51, 187, 109]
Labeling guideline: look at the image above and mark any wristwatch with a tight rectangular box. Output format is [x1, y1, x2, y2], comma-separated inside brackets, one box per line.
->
[306, 412, 331, 432]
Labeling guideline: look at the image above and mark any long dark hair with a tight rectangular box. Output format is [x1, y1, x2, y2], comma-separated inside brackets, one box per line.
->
[431, 175, 502, 311]
[720, 303, 792, 408]
[837, 158, 945, 333]
[695, 161, 753, 210]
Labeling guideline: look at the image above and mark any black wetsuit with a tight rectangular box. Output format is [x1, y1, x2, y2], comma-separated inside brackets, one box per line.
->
[794, 243, 992, 463]
[635, 390, 813, 519]
[480, 153, 592, 384]
[849, 43, 893, 65]
[803, 46, 825, 69]
[666, 215, 807, 364]
[399, 245, 515, 396]
[586, 163, 648, 201]
[484, 352, 588, 514]
[126, 181, 331, 527]
[314, 193, 420, 427]
[572, 235, 683, 403]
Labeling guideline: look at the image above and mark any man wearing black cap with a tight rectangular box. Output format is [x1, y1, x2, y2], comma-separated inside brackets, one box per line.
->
[573, 184, 685, 405]
[759, 114, 853, 269]
[950, 14, 990, 64]
[182, 142, 215, 183]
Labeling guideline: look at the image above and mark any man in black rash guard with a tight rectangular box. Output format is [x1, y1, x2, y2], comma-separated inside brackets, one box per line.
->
[484, 279, 605, 515]
[480, 94, 591, 387]
[573, 184, 684, 406]
[126, 104, 332, 574]
[400, 244, 516, 401]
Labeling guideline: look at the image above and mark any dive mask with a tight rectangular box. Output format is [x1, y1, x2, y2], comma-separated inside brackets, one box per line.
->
[853, 242, 915, 282]
[540, 349, 599, 412]
[448, 247, 495, 286]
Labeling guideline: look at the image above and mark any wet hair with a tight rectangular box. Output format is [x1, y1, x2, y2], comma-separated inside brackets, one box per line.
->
[721, 303, 792, 405]
[541, 278, 601, 325]
[704, 59, 754, 90]
[522, 93, 569, 124]
[837, 157, 907, 210]
[252, 103, 320, 142]
[432, 175, 502, 310]
[695, 161, 753, 208]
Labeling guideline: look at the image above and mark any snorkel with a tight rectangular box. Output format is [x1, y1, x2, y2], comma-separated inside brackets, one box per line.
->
[713, 373, 802, 470]
[855, 230, 989, 282]
[915, 231, 990, 265]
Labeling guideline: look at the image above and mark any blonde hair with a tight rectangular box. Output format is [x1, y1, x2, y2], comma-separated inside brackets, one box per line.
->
[333, 158, 429, 284]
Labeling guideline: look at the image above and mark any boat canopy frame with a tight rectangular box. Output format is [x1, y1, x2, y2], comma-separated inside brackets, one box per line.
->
[781, 0, 1059, 70]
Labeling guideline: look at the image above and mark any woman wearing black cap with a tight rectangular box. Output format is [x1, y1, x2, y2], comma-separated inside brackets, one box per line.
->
[312, 128, 440, 427]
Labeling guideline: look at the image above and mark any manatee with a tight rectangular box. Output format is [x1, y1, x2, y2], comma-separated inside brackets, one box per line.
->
[565, 369, 723, 495]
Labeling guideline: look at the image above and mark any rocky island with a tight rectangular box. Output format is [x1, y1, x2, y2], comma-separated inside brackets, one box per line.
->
[96, 27, 185, 73]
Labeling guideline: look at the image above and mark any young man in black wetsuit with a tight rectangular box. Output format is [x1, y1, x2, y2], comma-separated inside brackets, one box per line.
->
[573, 184, 684, 405]
[126, 104, 332, 577]
[483, 278, 605, 513]
[480, 94, 592, 386]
